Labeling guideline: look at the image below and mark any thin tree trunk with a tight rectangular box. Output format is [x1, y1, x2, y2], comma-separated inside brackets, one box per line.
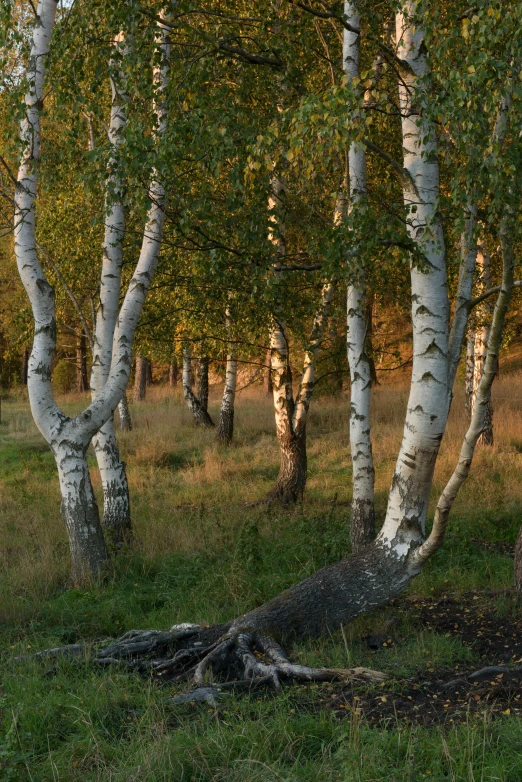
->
[217, 309, 237, 445]
[344, 0, 375, 552]
[76, 332, 88, 393]
[169, 359, 178, 387]
[134, 356, 147, 401]
[118, 392, 132, 431]
[146, 359, 153, 386]
[465, 330, 475, 415]
[471, 238, 494, 445]
[196, 357, 209, 413]
[182, 345, 215, 427]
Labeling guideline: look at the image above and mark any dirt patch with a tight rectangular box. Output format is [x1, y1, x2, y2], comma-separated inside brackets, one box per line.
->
[406, 591, 522, 663]
[321, 592, 522, 726]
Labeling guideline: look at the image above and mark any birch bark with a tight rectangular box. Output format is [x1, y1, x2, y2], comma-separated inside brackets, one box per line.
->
[343, 0, 375, 552]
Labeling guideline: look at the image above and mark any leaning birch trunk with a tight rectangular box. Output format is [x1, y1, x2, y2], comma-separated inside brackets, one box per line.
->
[14, 4, 170, 584]
[217, 307, 237, 445]
[182, 345, 215, 427]
[343, 0, 375, 552]
[471, 238, 494, 445]
[90, 36, 131, 546]
[134, 356, 147, 401]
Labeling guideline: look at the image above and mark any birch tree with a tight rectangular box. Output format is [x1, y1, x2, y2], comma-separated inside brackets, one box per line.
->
[343, 0, 375, 552]
[216, 304, 237, 445]
[14, 0, 170, 583]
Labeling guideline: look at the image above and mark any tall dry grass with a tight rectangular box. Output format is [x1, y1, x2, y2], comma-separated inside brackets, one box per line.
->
[1, 371, 521, 616]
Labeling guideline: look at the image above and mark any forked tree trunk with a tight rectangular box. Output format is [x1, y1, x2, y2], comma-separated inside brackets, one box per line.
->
[169, 359, 178, 387]
[344, 1, 376, 552]
[134, 356, 147, 401]
[196, 357, 209, 413]
[182, 345, 215, 427]
[14, 4, 170, 583]
[118, 392, 132, 431]
[76, 332, 88, 393]
[217, 309, 237, 445]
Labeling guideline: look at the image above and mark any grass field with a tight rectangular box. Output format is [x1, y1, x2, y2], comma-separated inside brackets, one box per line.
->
[1, 374, 522, 780]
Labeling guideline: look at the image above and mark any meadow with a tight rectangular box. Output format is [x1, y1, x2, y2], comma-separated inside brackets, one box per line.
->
[1, 373, 522, 780]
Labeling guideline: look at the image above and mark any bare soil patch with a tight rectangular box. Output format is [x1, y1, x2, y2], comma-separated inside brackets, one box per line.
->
[321, 592, 522, 726]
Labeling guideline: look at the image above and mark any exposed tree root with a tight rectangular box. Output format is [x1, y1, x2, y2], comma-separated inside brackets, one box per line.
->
[17, 623, 387, 705]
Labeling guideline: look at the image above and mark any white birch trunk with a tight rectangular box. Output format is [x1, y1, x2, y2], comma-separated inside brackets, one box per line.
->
[90, 34, 131, 545]
[471, 238, 493, 445]
[217, 306, 237, 445]
[343, 0, 375, 552]
[14, 4, 171, 583]
[376, 3, 449, 565]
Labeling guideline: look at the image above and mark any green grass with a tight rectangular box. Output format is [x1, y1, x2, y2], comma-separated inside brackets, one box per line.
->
[1, 384, 522, 780]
